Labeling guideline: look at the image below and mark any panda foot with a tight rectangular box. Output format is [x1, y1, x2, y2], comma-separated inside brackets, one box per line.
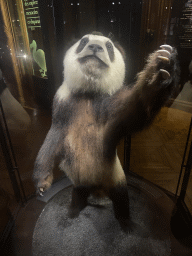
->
[119, 219, 150, 237]
[68, 202, 88, 219]
[68, 206, 81, 219]
[118, 218, 134, 233]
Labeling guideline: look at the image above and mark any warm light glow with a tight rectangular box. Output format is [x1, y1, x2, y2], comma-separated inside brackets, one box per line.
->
[1, 0, 25, 105]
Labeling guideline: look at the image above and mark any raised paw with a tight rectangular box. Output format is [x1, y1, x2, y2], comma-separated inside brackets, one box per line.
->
[137, 43, 179, 114]
[155, 45, 175, 81]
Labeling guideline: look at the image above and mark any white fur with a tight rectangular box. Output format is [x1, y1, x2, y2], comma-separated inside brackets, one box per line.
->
[56, 82, 71, 101]
[112, 155, 127, 186]
[62, 34, 125, 96]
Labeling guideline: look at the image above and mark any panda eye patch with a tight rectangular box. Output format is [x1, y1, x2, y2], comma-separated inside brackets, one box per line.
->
[106, 41, 114, 62]
[76, 37, 89, 53]
[106, 42, 112, 49]
[81, 38, 89, 45]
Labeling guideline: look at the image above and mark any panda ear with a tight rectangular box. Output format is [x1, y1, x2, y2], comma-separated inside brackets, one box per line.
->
[107, 32, 126, 60]
[108, 32, 115, 42]
[91, 31, 104, 36]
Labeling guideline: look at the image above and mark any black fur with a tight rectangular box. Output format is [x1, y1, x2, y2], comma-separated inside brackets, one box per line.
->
[69, 185, 91, 218]
[109, 185, 130, 220]
[106, 41, 115, 61]
[76, 37, 89, 54]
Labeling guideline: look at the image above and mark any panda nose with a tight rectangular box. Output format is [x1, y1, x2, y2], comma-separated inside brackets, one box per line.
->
[88, 44, 104, 53]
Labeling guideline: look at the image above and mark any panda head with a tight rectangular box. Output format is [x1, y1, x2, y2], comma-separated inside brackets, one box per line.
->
[63, 33, 126, 95]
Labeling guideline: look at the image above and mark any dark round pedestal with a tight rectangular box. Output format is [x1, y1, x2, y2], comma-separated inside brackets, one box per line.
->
[32, 185, 171, 256]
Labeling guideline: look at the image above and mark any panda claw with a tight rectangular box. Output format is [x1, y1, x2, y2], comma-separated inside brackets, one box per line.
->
[157, 49, 170, 57]
[157, 56, 170, 63]
[39, 188, 44, 196]
[160, 44, 173, 53]
[160, 69, 170, 79]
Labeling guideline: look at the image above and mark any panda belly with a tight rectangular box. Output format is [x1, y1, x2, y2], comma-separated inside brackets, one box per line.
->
[60, 142, 126, 190]
[63, 119, 107, 186]
[60, 100, 126, 188]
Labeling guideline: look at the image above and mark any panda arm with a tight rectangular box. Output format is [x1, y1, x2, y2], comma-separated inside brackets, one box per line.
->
[32, 123, 63, 194]
[32, 96, 69, 194]
[103, 45, 179, 151]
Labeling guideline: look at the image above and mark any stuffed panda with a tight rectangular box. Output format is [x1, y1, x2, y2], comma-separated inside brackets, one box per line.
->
[33, 32, 179, 229]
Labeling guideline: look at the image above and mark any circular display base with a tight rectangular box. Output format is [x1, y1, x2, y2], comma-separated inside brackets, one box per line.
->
[33, 186, 171, 256]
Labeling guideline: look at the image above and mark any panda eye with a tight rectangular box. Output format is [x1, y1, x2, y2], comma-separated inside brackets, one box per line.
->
[106, 42, 113, 50]
[81, 38, 89, 45]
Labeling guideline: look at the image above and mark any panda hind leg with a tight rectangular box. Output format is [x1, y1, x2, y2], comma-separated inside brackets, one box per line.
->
[108, 184, 133, 232]
[68, 185, 91, 218]
[109, 185, 150, 237]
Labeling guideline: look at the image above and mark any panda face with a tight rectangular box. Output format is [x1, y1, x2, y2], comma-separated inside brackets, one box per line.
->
[63, 34, 126, 95]
[76, 36, 115, 65]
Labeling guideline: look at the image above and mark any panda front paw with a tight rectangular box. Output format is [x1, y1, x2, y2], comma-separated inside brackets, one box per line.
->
[33, 174, 53, 196]
[144, 44, 179, 90]
[138, 44, 179, 104]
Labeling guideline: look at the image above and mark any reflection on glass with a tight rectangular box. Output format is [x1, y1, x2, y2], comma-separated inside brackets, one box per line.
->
[130, 107, 191, 194]
[129, 1, 192, 214]
[22, 0, 47, 78]
[30, 40, 47, 77]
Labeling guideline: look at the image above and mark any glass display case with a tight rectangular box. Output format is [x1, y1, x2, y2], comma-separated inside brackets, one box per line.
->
[1, 0, 192, 253]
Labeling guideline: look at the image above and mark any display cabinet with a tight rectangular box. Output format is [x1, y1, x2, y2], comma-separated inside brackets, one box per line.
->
[1, 0, 192, 254]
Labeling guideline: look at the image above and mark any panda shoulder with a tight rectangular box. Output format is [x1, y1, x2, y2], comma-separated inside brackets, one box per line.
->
[54, 83, 71, 104]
